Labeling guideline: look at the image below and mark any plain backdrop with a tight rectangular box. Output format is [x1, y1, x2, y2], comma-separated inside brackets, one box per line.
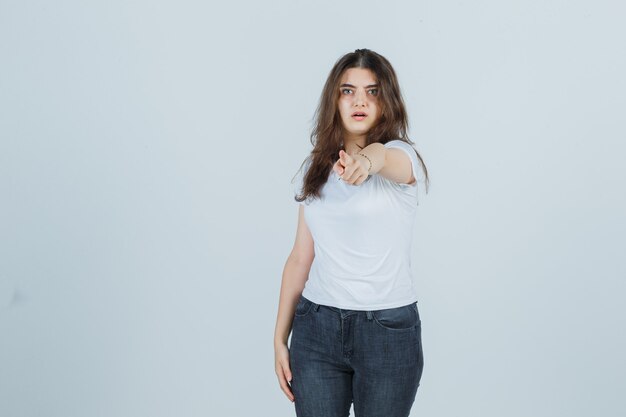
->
[1, 1, 625, 416]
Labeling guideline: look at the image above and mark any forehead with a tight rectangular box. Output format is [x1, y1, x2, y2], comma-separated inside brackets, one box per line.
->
[340, 67, 377, 85]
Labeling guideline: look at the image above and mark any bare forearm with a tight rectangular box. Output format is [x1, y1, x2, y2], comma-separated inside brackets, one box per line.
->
[274, 256, 312, 347]
[352, 142, 386, 175]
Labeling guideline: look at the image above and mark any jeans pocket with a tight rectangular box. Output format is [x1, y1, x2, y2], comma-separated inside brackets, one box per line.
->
[294, 295, 313, 317]
[372, 304, 420, 331]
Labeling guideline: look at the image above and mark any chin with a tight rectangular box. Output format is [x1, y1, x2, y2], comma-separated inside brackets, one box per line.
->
[352, 126, 372, 135]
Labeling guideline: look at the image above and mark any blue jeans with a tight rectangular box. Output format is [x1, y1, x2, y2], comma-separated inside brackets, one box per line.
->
[289, 295, 424, 417]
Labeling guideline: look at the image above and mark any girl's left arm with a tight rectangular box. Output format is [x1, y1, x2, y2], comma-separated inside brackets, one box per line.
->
[355, 142, 416, 185]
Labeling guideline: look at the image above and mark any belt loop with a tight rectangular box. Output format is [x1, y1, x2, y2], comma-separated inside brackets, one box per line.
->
[366, 310, 373, 320]
[313, 303, 320, 312]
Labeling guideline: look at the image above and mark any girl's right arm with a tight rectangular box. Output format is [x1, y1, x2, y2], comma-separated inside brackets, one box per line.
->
[274, 205, 314, 401]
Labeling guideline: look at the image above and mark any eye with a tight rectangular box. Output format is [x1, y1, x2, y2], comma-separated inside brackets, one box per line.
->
[368, 89, 379, 96]
[341, 88, 353, 95]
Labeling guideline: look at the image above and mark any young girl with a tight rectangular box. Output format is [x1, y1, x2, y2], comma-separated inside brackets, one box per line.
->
[274, 48, 430, 417]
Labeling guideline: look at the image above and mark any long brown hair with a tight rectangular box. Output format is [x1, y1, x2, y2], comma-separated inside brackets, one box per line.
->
[294, 48, 429, 203]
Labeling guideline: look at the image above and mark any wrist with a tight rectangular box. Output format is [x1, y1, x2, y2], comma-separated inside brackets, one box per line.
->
[356, 153, 372, 173]
[274, 337, 288, 347]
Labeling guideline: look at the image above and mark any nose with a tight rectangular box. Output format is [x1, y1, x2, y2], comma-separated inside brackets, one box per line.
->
[354, 89, 367, 107]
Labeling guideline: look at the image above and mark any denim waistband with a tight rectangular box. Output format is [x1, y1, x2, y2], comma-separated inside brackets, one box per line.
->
[300, 295, 417, 319]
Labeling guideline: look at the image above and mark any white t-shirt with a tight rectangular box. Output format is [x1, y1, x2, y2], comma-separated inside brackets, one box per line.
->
[293, 139, 426, 310]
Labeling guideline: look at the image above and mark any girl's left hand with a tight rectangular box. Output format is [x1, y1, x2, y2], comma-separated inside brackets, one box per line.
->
[333, 150, 369, 186]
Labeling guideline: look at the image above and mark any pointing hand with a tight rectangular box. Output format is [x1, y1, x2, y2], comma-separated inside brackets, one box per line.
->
[333, 149, 369, 186]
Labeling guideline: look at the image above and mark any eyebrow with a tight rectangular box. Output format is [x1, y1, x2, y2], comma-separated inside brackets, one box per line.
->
[340, 83, 379, 88]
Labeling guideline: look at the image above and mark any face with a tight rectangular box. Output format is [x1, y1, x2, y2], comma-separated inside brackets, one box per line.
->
[337, 67, 380, 143]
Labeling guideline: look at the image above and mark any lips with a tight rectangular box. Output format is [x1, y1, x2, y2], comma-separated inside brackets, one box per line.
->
[352, 111, 368, 121]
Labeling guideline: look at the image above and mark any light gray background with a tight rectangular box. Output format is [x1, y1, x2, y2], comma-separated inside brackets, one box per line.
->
[1, 1, 624, 416]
